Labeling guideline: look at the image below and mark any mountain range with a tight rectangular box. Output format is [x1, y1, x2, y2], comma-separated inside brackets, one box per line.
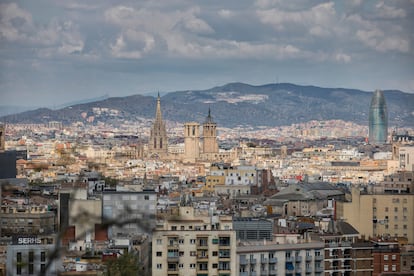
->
[1, 83, 413, 128]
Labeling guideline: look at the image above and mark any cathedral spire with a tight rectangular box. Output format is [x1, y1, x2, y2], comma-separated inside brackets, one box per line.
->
[155, 92, 162, 122]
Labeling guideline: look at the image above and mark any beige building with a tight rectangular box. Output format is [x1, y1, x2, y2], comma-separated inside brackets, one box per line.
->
[184, 122, 200, 163]
[398, 146, 414, 171]
[152, 206, 237, 276]
[337, 187, 414, 244]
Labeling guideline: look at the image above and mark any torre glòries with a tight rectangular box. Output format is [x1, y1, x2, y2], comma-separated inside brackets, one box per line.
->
[369, 90, 388, 145]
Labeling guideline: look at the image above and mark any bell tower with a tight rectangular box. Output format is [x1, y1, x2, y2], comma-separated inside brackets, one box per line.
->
[184, 122, 200, 162]
[202, 108, 218, 154]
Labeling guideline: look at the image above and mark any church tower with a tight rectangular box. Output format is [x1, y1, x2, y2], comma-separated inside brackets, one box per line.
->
[148, 94, 168, 157]
[184, 122, 200, 162]
[202, 108, 218, 154]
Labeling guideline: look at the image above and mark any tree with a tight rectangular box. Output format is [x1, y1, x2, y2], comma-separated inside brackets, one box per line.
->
[104, 251, 141, 276]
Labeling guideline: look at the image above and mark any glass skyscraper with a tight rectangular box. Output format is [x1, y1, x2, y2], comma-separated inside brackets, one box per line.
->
[369, 90, 388, 144]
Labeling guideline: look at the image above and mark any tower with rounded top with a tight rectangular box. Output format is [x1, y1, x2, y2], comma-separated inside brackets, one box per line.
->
[369, 90, 388, 144]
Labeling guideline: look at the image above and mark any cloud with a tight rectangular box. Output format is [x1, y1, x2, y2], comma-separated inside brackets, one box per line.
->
[335, 52, 351, 63]
[0, 3, 84, 56]
[375, 1, 406, 19]
[0, 2, 33, 42]
[256, 2, 336, 34]
[110, 30, 155, 59]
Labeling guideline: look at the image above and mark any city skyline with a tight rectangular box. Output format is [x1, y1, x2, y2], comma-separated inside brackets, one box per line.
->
[0, 0, 413, 107]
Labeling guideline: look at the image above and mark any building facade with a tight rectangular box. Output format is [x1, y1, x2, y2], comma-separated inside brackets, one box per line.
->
[152, 206, 237, 276]
[337, 188, 414, 244]
[102, 191, 157, 239]
[237, 241, 325, 276]
[6, 240, 61, 276]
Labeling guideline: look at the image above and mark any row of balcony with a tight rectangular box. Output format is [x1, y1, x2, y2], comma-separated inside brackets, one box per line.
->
[239, 266, 324, 275]
[240, 257, 278, 265]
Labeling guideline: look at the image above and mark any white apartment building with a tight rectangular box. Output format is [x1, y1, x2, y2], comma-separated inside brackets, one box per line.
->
[152, 206, 237, 276]
[237, 240, 324, 276]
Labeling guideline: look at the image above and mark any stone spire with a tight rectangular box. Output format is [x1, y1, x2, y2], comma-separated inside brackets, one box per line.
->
[155, 92, 162, 123]
[148, 93, 168, 157]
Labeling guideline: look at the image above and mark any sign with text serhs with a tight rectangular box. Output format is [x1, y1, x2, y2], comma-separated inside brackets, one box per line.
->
[12, 235, 42, 245]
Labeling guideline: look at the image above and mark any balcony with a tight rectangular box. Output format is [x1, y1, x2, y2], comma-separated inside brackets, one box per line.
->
[306, 267, 313, 273]
[269, 257, 277, 264]
[250, 258, 257, 264]
[286, 256, 295, 262]
[315, 255, 324, 261]
[167, 243, 179, 249]
[315, 266, 324, 273]
[269, 269, 277, 275]
[250, 272, 257, 276]
[260, 270, 268, 276]
[305, 255, 312, 261]
[295, 256, 302, 262]
[261, 258, 268, 263]
[240, 272, 248, 276]
[240, 258, 248, 265]
[167, 256, 179, 262]
[296, 267, 302, 273]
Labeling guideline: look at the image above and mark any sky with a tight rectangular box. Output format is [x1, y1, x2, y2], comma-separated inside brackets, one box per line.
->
[0, 0, 413, 108]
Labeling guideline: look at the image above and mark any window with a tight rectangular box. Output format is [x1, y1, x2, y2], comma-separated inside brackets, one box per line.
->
[213, 263, 218, 268]
[144, 195, 149, 200]
[384, 255, 389, 261]
[171, 226, 177, 230]
[394, 207, 398, 212]
[212, 251, 218, 256]
[404, 225, 407, 229]
[156, 251, 162, 257]
[392, 264, 396, 271]
[156, 264, 162, 269]
[179, 263, 184, 268]
[392, 255, 396, 260]
[28, 251, 34, 262]
[41, 251, 46, 262]
[179, 239, 184, 244]
[157, 239, 162, 245]
[384, 265, 389, 271]
[190, 251, 196, 256]
[190, 263, 196, 269]
[17, 252, 22, 262]
[179, 251, 184, 256]
[394, 224, 398, 229]
[41, 264, 45, 273]
[385, 207, 389, 212]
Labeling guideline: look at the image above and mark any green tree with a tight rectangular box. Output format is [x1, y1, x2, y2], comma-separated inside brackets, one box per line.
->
[105, 252, 141, 276]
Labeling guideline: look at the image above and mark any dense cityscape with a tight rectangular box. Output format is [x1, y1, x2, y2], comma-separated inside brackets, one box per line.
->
[0, 89, 413, 276]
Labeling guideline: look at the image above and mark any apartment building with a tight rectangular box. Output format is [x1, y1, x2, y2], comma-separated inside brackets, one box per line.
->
[372, 241, 400, 276]
[152, 206, 237, 276]
[237, 241, 325, 276]
[102, 190, 157, 239]
[337, 187, 414, 244]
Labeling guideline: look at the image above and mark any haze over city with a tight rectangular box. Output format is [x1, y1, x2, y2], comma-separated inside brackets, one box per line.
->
[1, 0, 413, 108]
